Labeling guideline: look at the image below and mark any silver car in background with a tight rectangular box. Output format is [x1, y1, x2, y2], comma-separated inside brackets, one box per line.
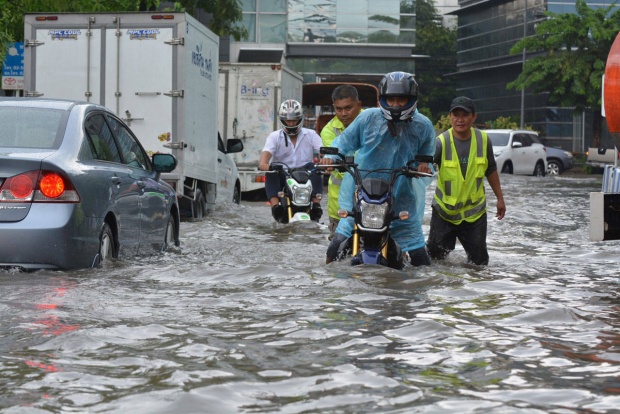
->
[0, 98, 180, 270]
[545, 146, 575, 175]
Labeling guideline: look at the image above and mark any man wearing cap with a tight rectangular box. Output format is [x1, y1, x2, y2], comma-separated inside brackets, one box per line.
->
[426, 96, 506, 265]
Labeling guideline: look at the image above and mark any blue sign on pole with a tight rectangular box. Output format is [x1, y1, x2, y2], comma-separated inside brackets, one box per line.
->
[2, 42, 24, 90]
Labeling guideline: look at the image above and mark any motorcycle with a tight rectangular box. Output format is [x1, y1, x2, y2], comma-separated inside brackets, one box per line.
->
[319, 147, 434, 269]
[268, 162, 323, 224]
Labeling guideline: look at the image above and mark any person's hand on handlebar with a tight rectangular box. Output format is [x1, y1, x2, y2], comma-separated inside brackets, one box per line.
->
[319, 157, 334, 173]
[417, 162, 431, 174]
[259, 162, 270, 171]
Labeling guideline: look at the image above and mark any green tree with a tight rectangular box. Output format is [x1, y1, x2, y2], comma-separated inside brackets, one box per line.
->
[169, 1, 247, 41]
[434, 114, 451, 133]
[412, 0, 457, 124]
[508, 0, 620, 145]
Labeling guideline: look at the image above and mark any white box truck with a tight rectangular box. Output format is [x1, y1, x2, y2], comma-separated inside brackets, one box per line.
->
[23, 12, 243, 219]
[218, 63, 303, 198]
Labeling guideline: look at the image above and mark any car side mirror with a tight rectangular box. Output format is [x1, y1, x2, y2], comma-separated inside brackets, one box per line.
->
[152, 153, 177, 173]
[227, 138, 244, 154]
[512, 141, 523, 148]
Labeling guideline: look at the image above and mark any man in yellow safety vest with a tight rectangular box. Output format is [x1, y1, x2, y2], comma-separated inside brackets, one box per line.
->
[427, 96, 506, 265]
[320, 85, 363, 239]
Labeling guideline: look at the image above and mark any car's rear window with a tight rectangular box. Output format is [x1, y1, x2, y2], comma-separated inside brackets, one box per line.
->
[0, 107, 66, 149]
[486, 132, 509, 147]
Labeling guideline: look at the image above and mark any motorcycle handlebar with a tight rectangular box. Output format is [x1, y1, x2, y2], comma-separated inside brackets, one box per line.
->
[269, 162, 324, 175]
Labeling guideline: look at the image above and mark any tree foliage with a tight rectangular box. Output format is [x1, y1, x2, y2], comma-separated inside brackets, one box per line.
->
[412, 0, 457, 124]
[434, 114, 533, 133]
[169, 1, 247, 41]
[508, 0, 620, 113]
[0, 0, 245, 62]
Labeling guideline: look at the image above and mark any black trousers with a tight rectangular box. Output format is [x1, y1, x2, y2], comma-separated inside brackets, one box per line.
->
[426, 209, 489, 265]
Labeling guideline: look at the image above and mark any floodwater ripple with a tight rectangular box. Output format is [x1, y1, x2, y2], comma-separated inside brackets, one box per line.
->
[1, 173, 620, 413]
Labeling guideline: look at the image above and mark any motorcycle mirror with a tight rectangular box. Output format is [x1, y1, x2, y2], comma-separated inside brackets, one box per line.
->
[320, 146, 339, 155]
[414, 154, 434, 163]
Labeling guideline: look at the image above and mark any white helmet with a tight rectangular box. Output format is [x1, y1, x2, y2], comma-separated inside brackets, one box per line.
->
[279, 99, 303, 135]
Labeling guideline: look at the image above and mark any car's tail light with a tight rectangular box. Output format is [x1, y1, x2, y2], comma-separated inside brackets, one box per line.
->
[0, 170, 80, 203]
[39, 173, 65, 198]
[9, 172, 37, 199]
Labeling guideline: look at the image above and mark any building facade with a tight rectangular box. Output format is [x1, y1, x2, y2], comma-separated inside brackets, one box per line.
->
[452, 0, 619, 151]
[228, 0, 419, 85]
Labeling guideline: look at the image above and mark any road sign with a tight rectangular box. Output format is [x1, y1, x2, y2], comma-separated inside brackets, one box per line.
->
[2, 42, 24, 90]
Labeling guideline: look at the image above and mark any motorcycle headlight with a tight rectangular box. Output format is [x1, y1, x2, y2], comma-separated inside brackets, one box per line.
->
[360, 200, 388, 229]
[292, 185, 311, 205]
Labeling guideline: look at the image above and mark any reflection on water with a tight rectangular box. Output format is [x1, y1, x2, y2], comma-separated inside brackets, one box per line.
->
[1, 174, 620, 412]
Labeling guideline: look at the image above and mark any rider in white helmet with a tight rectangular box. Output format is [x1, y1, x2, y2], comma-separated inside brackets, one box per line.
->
[259, 99, 324, 223]
[320, 71, 436, 267]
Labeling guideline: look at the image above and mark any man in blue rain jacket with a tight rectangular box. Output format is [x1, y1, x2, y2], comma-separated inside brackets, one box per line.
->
[320, 71, 436, 267]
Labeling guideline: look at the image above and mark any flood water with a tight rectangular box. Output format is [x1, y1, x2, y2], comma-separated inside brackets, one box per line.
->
[2, 172, 620, 413]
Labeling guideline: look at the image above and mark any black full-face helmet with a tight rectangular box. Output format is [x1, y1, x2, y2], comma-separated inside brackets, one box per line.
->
[279, 99, 304, 135]
[378, 71, 419, 122]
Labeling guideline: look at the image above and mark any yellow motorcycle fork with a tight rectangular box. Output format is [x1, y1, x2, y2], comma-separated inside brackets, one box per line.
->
[352, 225, 359, 255]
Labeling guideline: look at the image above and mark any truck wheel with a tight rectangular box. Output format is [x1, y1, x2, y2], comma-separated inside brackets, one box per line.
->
[193, 189, 205, 220]
[233, 183, 241, 205]
[98, 223, 117, 266]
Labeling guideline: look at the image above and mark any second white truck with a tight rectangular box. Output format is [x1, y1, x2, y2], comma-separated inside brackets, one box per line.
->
[219, 63, 303, 198]
[23, 12, 242, 218]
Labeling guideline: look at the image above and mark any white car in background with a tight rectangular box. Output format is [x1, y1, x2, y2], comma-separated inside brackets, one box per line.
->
[485, 129, 547, 176]
[217, 133, 243, 205]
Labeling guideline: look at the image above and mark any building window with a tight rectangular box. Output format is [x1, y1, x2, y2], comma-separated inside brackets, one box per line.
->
[287, 0, 416, 45]
[241, 0, 287, 43]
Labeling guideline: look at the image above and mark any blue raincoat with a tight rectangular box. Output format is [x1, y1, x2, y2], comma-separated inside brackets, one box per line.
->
[330, 108, 436, 252]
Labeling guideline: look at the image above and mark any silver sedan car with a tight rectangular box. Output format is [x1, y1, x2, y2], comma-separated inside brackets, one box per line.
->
[0, 98, 180, 270]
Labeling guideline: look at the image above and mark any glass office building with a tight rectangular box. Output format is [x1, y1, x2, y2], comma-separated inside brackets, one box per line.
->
[230, 0, 418, 83]
[453, 0, 620, 151]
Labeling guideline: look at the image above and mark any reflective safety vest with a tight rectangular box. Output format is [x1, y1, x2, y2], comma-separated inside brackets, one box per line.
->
[321, 112, 362, 220]
[434, 128, 488, 224]
[326, 127, 344, 219]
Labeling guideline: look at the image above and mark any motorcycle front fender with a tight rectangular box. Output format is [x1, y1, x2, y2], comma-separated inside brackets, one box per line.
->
[350, 249, 388, 267]
[361, 250, 382, 264]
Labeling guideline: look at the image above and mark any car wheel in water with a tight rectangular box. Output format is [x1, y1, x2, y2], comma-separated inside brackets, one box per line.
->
[547, 160, 562, 175]
[163, 215, 177, 250]
[534, 161, 545, 177]
[99, 223, 116, 265]
[501, 162, 513, 174]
